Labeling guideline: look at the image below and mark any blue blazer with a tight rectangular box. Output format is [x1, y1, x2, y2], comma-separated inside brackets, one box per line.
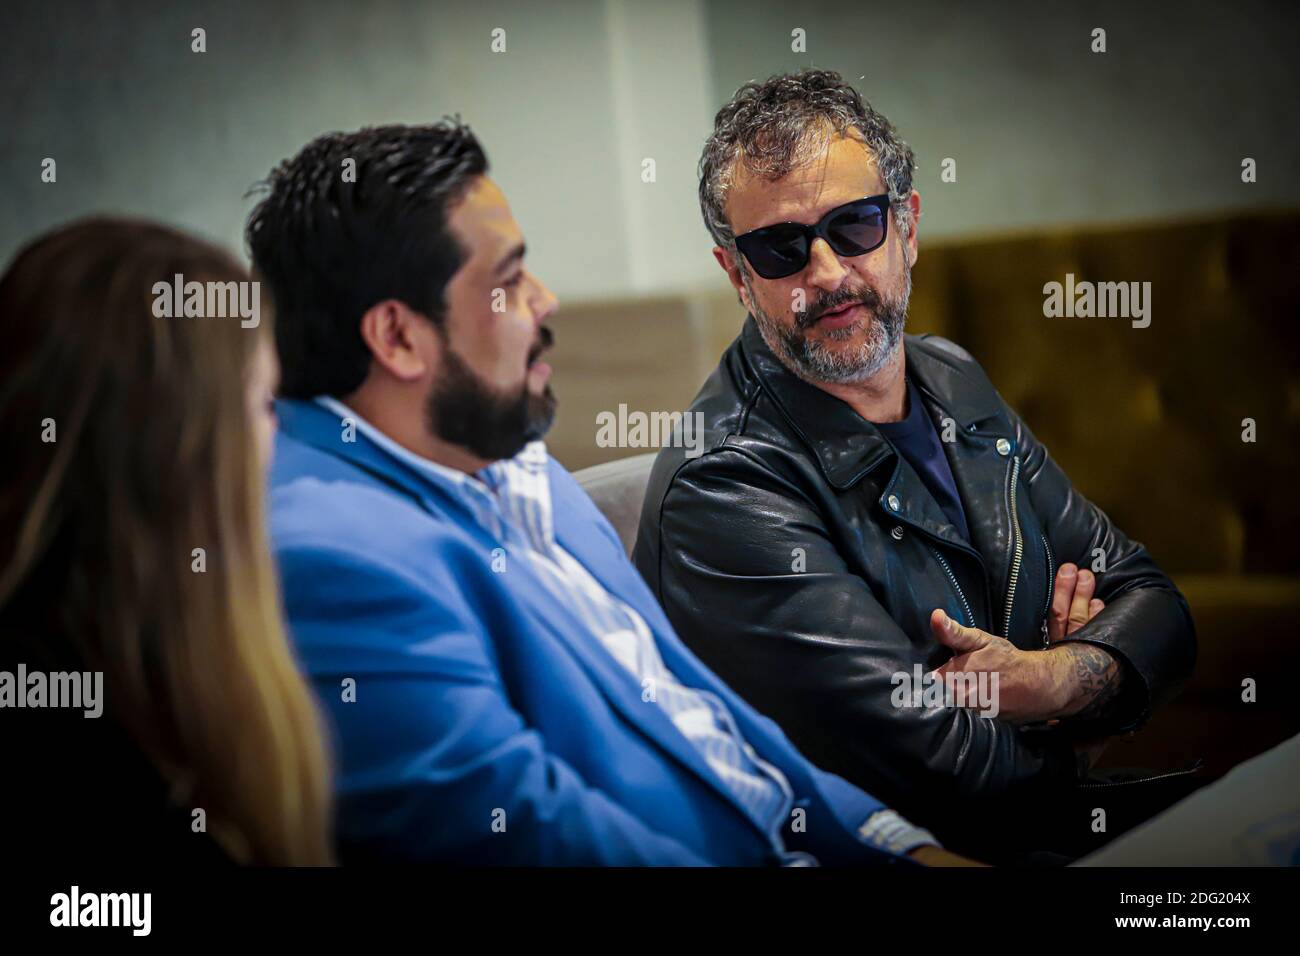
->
[269, 398, 905, 866]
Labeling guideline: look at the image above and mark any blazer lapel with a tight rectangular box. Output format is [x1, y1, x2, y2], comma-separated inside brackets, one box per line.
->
[552, 511, 774, 837]
[566, 531, 832, 821]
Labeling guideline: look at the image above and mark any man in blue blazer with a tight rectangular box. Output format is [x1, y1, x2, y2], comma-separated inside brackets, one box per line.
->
[248, 121, 971, 865]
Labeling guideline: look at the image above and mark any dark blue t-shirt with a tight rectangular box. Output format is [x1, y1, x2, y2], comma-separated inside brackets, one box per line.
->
[875, 379, 971, 543]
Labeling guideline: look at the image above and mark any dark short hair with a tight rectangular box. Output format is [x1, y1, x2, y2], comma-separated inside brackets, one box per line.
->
[246, 120, 488, 399]
[699, 69, 915, 249]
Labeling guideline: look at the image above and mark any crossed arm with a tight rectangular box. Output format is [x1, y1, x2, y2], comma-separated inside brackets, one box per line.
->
[929, 397, 1196, 763]
[930, 564, 1121, 774]
[930, 562, 1124, 727]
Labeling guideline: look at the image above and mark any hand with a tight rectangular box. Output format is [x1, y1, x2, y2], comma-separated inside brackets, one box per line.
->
[1043, 562, 1126, 722]
[1047, 563, 1104, 642]
[929, 610, 1059, 723]
[908, 845, 988, 867]
[1042, 564, 1116, 733]
[928, 563, 1111, 722]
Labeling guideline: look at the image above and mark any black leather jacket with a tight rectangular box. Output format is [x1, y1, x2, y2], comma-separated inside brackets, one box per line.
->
[634, 317, 1197, 846]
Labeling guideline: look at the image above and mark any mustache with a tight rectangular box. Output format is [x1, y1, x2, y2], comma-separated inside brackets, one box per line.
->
[801, 287, 882, 328]
[528, 325, 555, 363]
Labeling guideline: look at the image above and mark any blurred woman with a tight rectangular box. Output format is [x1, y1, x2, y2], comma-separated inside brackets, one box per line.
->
[0, 217, 332, 865]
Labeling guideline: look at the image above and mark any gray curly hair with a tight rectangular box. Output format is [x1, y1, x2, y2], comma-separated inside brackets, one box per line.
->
[699, 69, 916, 251]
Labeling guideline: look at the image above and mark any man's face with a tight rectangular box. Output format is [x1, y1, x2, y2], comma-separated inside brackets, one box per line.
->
[716, 135, 919, 384]
[431, 176, 559, 461]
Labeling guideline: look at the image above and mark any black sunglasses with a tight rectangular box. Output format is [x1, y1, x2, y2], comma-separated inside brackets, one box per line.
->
[734, 195, 890, 280]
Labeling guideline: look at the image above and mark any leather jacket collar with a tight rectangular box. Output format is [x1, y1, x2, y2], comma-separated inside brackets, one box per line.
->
[738, 316, 1004, 490]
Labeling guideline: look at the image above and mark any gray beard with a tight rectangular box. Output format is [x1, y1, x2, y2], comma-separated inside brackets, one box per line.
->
[748, 267, 910, 385]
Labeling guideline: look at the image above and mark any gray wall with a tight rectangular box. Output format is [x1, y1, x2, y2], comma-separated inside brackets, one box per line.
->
[1, 0, 719, 300]
[705, 0, 1300, 239]
[3, 0, 1297, 301]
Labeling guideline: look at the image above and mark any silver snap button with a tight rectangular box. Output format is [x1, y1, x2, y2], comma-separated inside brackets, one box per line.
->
[996, 438, 1012, 456]
[887, 494, 900, 511]
[891, 526, 904, 541]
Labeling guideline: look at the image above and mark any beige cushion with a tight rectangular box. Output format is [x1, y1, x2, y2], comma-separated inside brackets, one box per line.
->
[573, 453, 658, 556]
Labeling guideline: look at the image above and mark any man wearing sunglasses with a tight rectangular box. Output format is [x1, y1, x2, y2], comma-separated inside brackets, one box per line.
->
[634, 69, 1197, 861]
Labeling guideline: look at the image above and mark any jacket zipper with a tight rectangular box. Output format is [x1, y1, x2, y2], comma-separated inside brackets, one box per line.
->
[1039, 531, 1054, 647]
[929, 546, 974, 628]
[1076, 763, 1203, 789]
[1001, 455, 1023, 637]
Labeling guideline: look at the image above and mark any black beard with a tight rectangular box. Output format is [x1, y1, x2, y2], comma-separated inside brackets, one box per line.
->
[426, 332, 558, 463]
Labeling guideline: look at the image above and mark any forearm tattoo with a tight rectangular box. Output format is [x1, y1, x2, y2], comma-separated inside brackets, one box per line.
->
[1065, 643, 1123, 720]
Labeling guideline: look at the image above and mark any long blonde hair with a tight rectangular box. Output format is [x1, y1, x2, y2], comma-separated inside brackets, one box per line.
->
[0, 217, 333, 865]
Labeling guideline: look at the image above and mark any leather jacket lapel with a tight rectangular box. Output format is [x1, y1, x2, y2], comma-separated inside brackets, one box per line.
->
[739, 318, 1028, 635]
[908, 352, 1023, 636]
[740, 319, 894, 490]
